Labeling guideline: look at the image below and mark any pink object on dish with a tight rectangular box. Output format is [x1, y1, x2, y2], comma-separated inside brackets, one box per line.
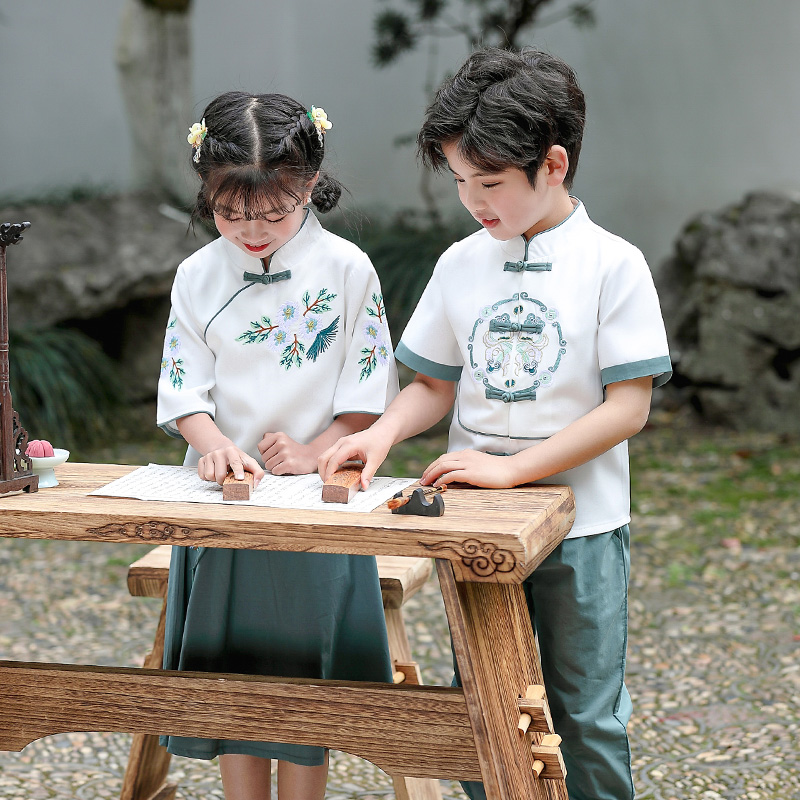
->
[26, 440, 55, 458]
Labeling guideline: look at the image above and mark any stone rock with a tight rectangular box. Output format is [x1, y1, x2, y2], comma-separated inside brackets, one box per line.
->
[1, 193, 212, 325]
[0, 192, 214, 402]
[656, 191, 800, 432]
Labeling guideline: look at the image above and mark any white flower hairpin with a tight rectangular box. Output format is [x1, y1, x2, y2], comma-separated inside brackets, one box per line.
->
[307, 106, 332, 145]
[187, 118, 208, 163]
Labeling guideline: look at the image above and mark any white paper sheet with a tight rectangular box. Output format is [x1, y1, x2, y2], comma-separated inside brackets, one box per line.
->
[90, 464, 416, 513]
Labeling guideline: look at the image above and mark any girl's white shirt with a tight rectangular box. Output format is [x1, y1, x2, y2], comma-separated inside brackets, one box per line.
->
[157, 211, 398, 466]
[396, 200, 671, 538]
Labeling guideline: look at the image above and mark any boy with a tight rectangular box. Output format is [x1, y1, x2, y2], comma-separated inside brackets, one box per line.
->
[319, 47, 671, 800]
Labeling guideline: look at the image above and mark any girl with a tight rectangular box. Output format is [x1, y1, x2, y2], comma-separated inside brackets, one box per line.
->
[157, 91, 397, 800]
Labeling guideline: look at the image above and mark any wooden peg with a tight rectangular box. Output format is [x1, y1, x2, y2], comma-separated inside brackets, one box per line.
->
[321, 462, 364, 504]
[222, 470, 254, 501]
[517, 684, 552, 734]
[391, 660, 422, 686]
[531, 733, 566, 780]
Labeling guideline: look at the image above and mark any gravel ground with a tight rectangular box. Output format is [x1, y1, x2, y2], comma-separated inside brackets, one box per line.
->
[0, 415, 798, 800]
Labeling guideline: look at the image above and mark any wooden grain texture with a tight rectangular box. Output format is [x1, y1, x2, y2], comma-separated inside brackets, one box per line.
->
[530, 739, 567, 780]
[222, 470, 253, 501]
[517, 692, 555, 735]
[119, 600, 175, 800]
[321, 463, 363, 504]
[0, 661, 481, 781]
[381, 569, 442, 800]
[437, 560, 569, 800]
[0, 463, 574, 583]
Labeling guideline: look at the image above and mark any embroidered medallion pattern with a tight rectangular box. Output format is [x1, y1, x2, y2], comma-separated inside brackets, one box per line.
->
[467, 292, 566, 402]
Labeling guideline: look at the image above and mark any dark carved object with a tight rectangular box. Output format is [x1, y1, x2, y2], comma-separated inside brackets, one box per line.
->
[423, 539, 517, 578]
[0, 222, 38, 494]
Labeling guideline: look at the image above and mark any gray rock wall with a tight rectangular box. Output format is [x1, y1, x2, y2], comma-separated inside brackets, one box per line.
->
[657, 192, 800, 432]
[1, 193, 213, 402]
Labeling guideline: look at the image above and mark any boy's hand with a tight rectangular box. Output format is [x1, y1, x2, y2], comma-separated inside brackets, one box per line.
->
[258, 432, 318, 475]
[197, 446, 265, 487]
[421, 449, 519, 489]
[318, 429, 393, 490]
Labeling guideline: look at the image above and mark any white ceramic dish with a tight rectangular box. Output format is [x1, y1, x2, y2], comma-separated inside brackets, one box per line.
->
[28, 448, 70, 488]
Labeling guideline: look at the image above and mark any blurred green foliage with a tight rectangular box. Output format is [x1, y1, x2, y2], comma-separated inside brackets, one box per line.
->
[9, 326, 125, 452]
[333, 214, 473, 339]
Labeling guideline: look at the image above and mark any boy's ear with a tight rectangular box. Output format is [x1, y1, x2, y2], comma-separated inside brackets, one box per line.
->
[544, 146, 569, 187]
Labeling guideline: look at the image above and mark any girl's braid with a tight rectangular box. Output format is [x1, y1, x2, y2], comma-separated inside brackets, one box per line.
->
[197, 132, 250, 166]
[278, 111, 311, 155]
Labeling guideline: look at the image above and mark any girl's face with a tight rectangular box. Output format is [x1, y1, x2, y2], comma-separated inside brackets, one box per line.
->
[212, 179, 316, 260]
[442, 141, 573, 241]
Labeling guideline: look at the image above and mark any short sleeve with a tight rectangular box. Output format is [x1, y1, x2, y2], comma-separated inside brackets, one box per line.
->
[156, 265, 217, 438]
[395, 257, 463, 381]
[598, 250, 672, 388]
[332, 255, 399, 416]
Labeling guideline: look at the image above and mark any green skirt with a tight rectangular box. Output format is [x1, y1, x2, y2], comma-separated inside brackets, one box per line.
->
[160, 546, 393, 765]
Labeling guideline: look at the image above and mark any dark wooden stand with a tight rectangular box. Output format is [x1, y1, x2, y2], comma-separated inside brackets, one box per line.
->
[0, 222, 37, 496]
[0, 464, 576, 800]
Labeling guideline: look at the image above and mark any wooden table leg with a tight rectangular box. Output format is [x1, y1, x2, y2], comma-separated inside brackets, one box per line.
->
[436, 560, 568, 800]
[120, 599, 177, 800]
[384, 604, 444, 800]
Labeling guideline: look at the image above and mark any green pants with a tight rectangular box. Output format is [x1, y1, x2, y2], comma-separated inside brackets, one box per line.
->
[459, 526, 633, 800]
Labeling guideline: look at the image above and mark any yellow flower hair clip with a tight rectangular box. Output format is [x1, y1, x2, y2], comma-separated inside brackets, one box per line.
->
[187, 118, 208, 163]
[306, 106, 332, 145]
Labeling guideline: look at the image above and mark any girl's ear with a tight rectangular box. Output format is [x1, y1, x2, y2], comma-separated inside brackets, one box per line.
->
[544, 146, 569, 187]
[304, 171, 320, 205]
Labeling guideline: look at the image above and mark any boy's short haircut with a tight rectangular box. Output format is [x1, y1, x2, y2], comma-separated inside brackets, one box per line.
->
[417, 47, 586, 189]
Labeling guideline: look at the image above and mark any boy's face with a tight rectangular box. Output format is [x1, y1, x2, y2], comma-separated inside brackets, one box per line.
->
[443, 142, 573, 241]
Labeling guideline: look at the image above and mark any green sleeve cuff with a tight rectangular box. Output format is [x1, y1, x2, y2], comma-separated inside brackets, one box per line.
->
[601, 355, 673, 388]
[395, 342, 462, 382]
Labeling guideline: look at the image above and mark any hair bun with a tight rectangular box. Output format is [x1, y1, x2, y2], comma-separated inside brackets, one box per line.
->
[310, 173, 343, 213]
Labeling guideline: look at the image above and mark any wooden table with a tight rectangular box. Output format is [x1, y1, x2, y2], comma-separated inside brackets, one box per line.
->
[0, 463, 575, 800]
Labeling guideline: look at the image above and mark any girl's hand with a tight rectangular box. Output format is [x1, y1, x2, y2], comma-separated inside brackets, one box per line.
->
[318, 429, 393, 489]
[258, 432, 318, 475]
[197, 446, 265, 487]
[420, 449, 519, 489]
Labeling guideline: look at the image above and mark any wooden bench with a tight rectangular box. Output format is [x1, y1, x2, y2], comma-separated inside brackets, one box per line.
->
[121, 545, 442, 800]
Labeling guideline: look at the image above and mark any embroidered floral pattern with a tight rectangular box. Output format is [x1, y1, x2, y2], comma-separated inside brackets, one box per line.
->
[467, 292, 566, 402]
[236, 288, 389, 378]
[237, 287, 341, 370]
[366, 293, 385, 322]
[359, 294, 390, 381]
[160, 317, 186, 389]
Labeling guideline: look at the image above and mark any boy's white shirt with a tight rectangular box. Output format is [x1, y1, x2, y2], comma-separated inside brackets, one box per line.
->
[396, 199, 671, 538]
[157, 211, 398, 466]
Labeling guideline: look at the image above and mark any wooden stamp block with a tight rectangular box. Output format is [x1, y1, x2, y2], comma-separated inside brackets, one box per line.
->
[322, 462, 364, 504]
[222, 470, 254, 501]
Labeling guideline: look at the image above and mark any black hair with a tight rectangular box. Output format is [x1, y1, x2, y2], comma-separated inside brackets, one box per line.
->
[191, 91, 342, 221]
[417, 47, 586, 189]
